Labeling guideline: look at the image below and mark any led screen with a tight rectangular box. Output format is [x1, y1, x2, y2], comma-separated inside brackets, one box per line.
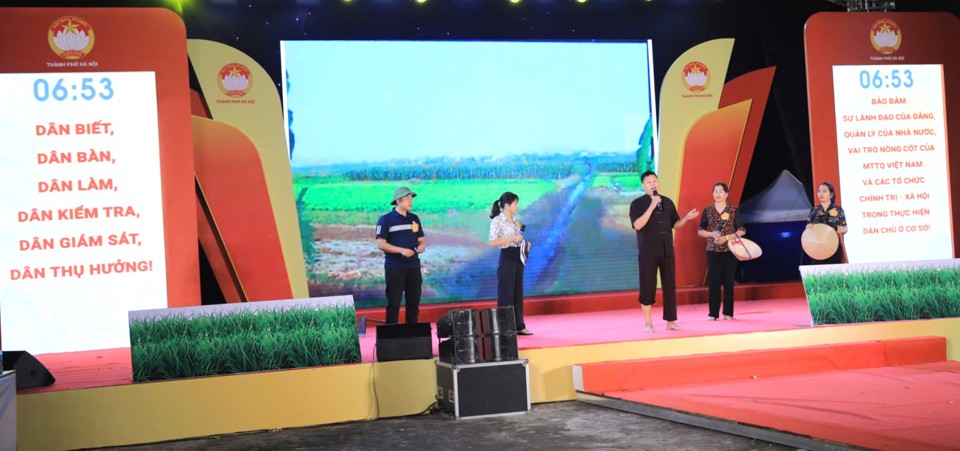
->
[282, 40, 657, 307]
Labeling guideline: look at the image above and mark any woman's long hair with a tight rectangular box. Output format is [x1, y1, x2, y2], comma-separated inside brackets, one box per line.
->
[490, 192, 519, 219]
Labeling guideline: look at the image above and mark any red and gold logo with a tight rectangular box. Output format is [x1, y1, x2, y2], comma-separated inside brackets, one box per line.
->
[681, 61, 710, 92]
[411, 222, 420, 233]
[870, 19, 902, 55]
[720, 212, 730, 221]
[217, 63, 253, 97]
[48, 16, 95, 60]
[829, 208, 839, 217]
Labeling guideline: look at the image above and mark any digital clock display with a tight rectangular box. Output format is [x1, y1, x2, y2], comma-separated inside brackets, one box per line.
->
[857, 68, 914, 89]
[33, 75, 115, 101]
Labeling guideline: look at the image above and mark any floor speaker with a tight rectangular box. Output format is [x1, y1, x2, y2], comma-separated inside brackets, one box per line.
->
[375, 323, 433, 362]
[2, 350, 56, 389]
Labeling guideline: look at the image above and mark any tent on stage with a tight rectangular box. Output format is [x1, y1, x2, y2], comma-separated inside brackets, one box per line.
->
[737, 170, 812, 282]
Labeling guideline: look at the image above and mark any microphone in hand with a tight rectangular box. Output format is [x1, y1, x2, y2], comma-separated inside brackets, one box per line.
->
[652, 189, 663, 211]
[520, 225, 526, 235]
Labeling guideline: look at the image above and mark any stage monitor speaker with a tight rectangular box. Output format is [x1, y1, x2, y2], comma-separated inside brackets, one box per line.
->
[439, 336, 482, 365]
[375, 323, 433, 362]
[436, 309, 480, 338]
[479, 307, 516, 335]
[2, 350, 56, 389]
[482, 333, 519, 362]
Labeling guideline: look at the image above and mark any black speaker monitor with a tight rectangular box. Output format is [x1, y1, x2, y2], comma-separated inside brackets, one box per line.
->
[375, 323, 433, 362]
[436, 309, 480, 339]
[2, 350, 56, 389]
[479, 307, 516, 335]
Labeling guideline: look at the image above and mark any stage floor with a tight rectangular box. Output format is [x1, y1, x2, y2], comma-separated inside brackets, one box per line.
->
[26, 297, 815, 394]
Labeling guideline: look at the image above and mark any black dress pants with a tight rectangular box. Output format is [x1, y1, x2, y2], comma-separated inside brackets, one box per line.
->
[706, 251, 738, 318]
[497, 248, 526, 330]
[638, 255, 677, 322]
[384, 265, 422, 324]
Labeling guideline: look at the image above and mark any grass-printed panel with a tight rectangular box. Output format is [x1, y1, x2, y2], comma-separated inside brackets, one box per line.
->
[799, 259, 960, 325]
[128, 296, 360, 382]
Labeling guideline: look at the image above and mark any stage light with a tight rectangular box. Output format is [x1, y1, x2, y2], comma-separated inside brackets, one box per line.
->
[416, 0, 428, 3]
[510, 0, 521, 4]
[577, 0, 587, 3]
[164, 0, 186, 14]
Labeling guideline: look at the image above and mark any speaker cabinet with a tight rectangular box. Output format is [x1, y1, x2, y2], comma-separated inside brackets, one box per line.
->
[2, 351, 56, 389]
[437, 309, 480, 338]
[375, 323, 433, 362]
[439, 335, 482, 365]
[478, 307, 516, 334]
[482, 333, 519, 362]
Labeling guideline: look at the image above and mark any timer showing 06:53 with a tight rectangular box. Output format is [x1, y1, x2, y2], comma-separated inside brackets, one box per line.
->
[33, 77, 115, 101]
[859, 69, 914, 89]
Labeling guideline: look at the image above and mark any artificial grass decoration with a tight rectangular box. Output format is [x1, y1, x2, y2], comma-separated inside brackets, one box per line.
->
[130, 305, 360, 382]
[804, 265, 960, 325]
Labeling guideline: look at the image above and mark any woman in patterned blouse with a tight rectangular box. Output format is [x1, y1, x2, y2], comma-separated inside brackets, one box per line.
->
[806, 182, 848, 264]
[697, 182, 746, 321]
[488, 192, 533, 335]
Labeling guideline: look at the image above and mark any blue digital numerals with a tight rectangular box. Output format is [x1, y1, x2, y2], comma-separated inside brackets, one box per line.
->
[858, 69, 914, 89]
[33, 77, 115, 101]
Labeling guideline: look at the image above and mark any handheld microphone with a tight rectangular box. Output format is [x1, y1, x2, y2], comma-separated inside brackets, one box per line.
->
[652, 189, 662, 211]
[520, 225, 526, 235]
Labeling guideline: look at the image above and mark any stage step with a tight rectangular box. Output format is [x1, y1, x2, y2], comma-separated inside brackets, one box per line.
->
[574, 336, 955, 451]
[573, 336, 946, 394]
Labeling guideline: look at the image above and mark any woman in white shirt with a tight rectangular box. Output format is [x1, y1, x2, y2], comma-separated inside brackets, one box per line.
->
[488, 192, 533, 335]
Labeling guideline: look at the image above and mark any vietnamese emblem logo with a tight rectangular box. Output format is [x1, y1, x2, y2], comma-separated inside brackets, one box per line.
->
[870, 19, 902, 55]
[48, 16, 95, 60]
[217, 63, 253, 97]
[681, 61, 710, 92]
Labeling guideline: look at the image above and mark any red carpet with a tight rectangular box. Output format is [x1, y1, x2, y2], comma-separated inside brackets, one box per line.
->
[24, 297, 813, 393]
[575, 337, 960, 451]
[618, 362, 960, 451]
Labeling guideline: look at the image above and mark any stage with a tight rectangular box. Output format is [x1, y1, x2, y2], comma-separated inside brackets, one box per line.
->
[14, 285, 960, 450]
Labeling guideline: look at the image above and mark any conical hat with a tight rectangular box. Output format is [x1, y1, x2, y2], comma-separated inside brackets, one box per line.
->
[728, 237, 762, 261]
[801, 223, 839, 260]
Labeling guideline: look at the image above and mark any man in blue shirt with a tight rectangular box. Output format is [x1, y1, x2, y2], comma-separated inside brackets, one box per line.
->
[375, 187, 426, 324]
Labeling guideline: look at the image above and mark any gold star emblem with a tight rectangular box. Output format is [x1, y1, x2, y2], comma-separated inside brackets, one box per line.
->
[63, 19, 79, 34]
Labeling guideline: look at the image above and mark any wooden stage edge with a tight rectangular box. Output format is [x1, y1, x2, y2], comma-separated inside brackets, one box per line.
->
[16, 290, 960, 450]
[354, 281, 807, 324]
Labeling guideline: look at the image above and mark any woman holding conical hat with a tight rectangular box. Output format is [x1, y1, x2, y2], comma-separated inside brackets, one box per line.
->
[805, 182, 847, 265]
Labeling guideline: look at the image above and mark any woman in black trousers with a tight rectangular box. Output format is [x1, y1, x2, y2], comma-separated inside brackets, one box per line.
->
[697, 182, 746, 321]
[488, 192, 533, 335]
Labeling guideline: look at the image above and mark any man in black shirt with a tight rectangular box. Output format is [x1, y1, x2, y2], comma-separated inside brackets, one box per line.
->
[629, 171, 699, 332]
